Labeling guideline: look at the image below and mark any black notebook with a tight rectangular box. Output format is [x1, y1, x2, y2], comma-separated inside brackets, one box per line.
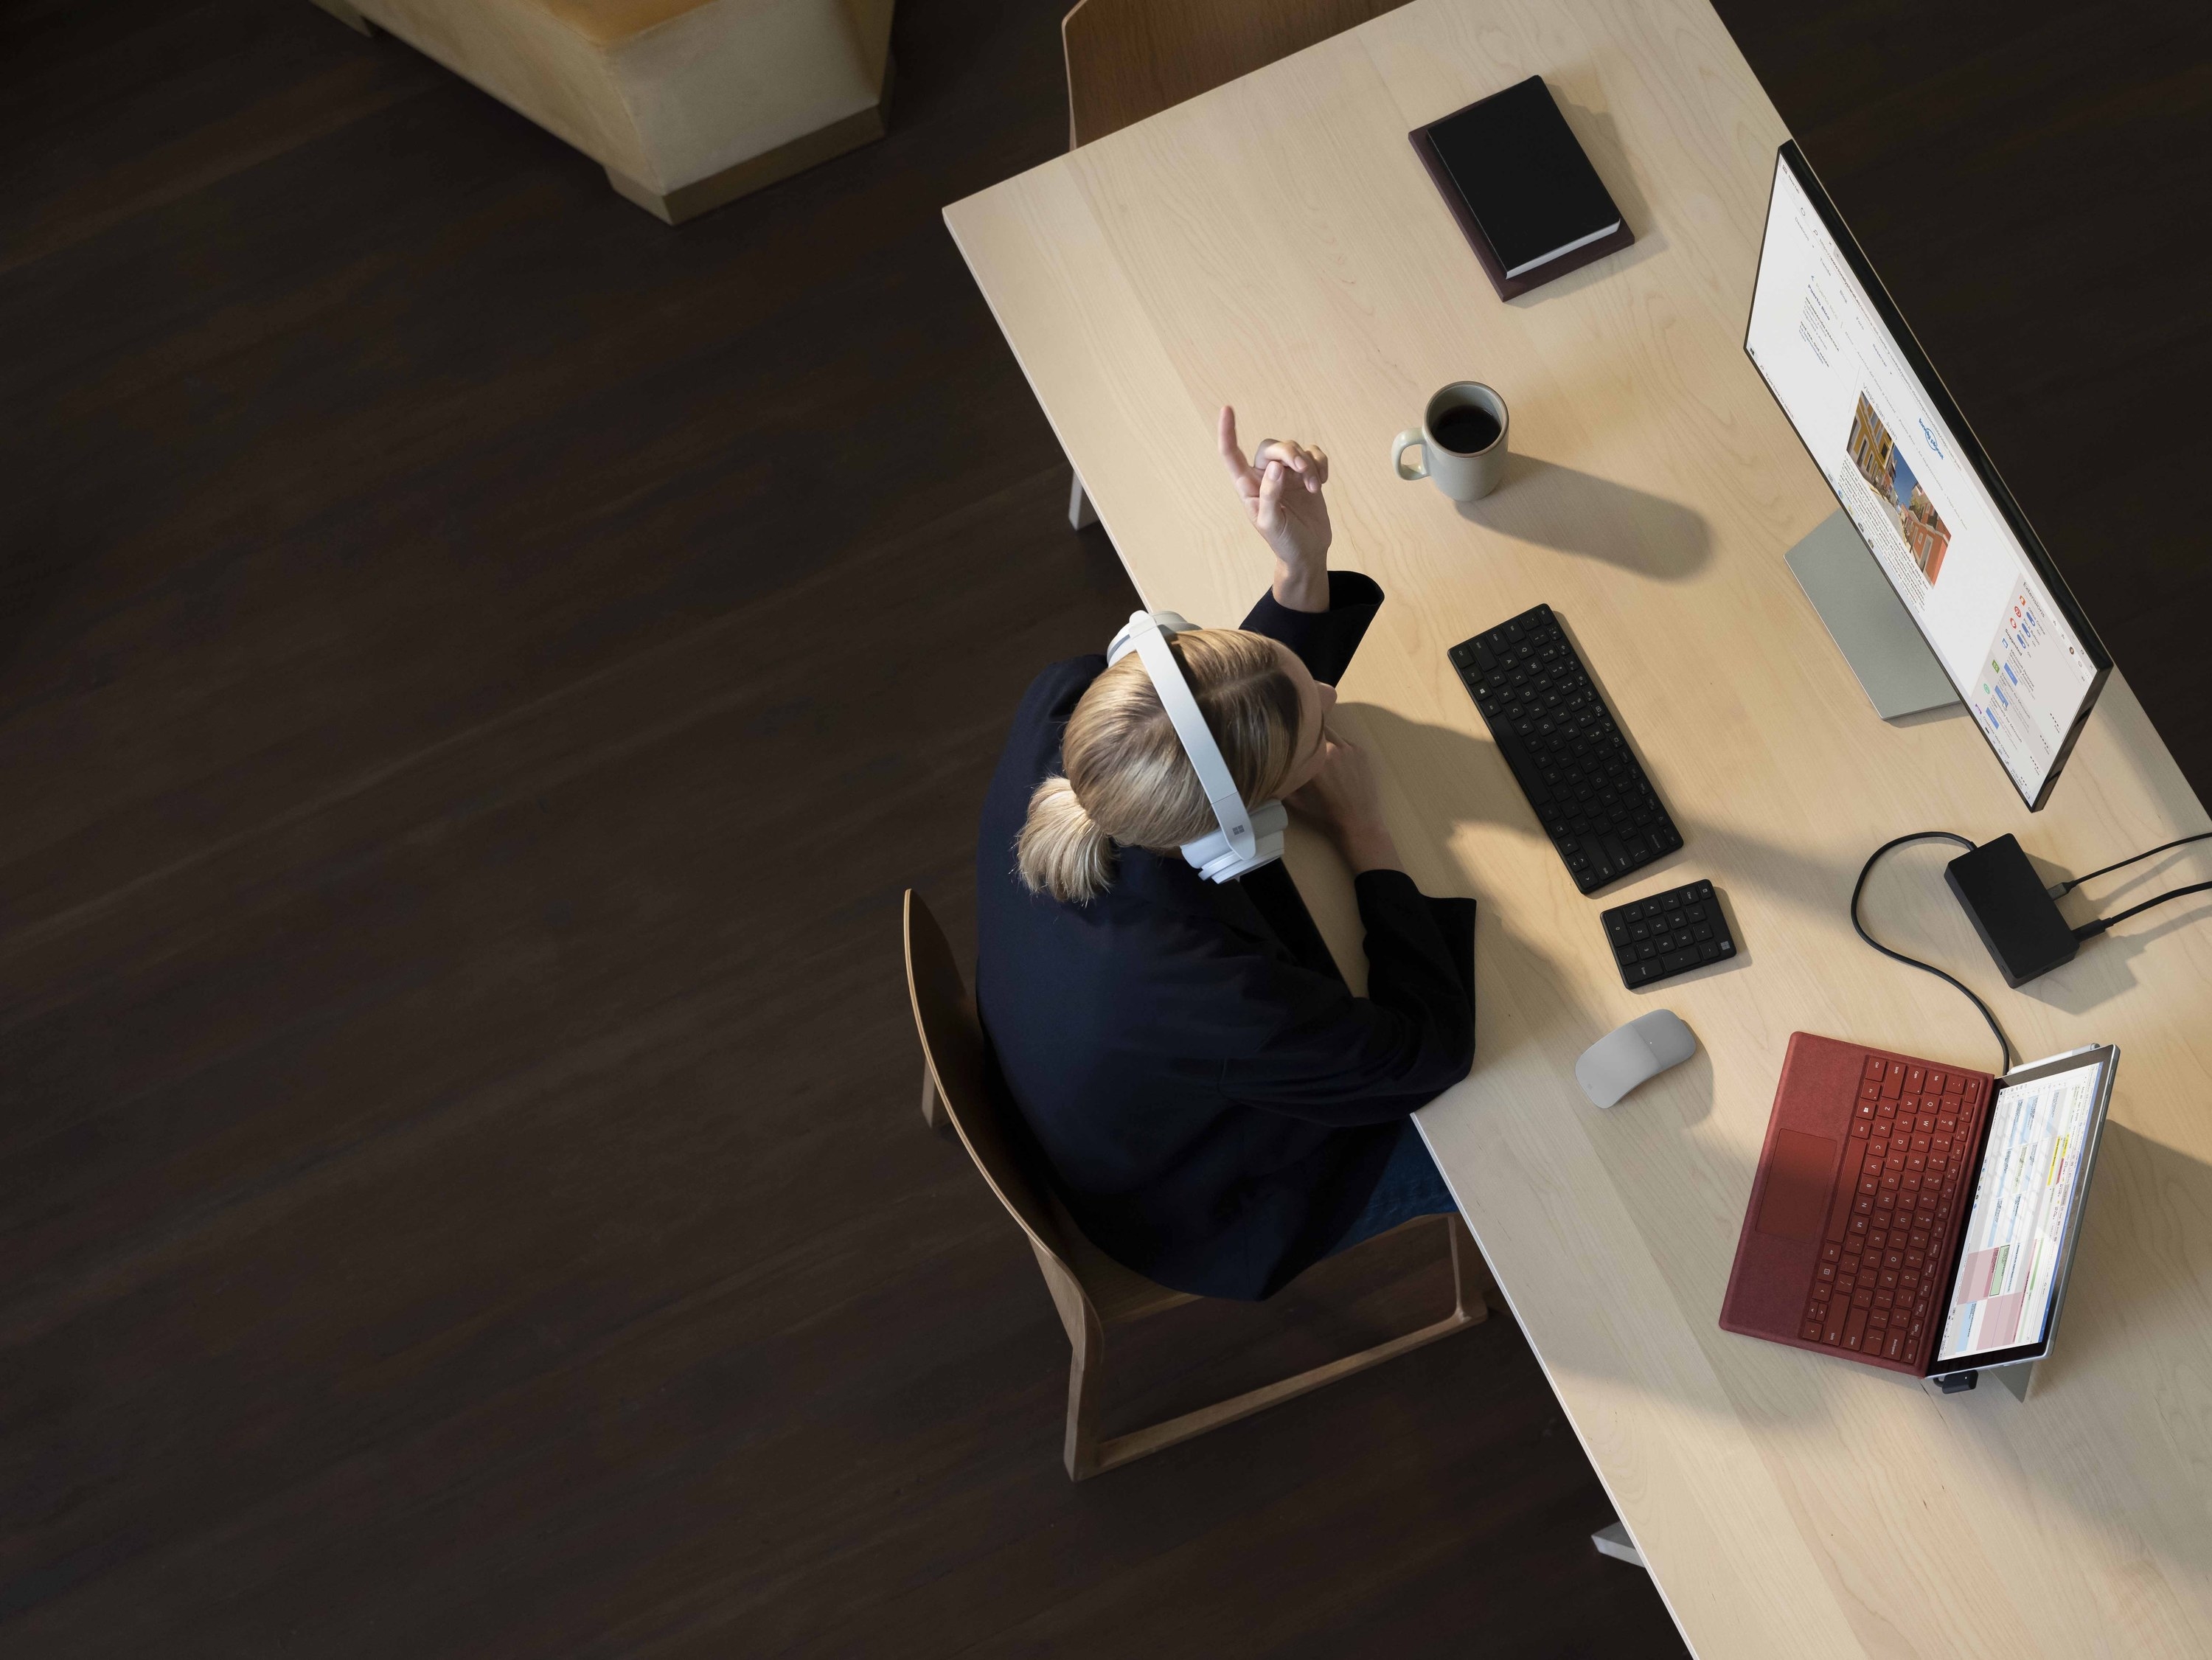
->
[1409, 77, 1633, 300]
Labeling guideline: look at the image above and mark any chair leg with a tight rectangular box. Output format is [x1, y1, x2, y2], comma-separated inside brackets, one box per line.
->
[1446, 1212, 1495, 1322]
[1077, 1218, 1489, 1478]
[1063, 1305, 1107, 1480]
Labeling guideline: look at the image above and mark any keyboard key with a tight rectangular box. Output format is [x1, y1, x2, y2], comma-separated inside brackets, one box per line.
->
[1885, 1332, 1906, 1360]
[1844, 1310, 1869, 1350]
[1805, 1322, 1825, 1341]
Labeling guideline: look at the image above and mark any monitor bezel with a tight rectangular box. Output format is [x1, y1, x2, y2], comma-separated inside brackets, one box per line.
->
[1926, 1044, 2118, 1377]
[1744, 142, 2113, 813]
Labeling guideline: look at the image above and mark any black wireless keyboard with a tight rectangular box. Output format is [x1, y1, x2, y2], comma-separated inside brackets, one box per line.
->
[1449, 604, 1681, 895]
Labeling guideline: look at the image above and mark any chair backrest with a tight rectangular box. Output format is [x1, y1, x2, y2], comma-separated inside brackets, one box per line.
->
[1061, 0, 1411, 146]
[902, 892, 1079, 1278]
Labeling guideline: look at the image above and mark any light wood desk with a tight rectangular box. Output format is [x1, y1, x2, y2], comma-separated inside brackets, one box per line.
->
[944, 1, 2212, 1653]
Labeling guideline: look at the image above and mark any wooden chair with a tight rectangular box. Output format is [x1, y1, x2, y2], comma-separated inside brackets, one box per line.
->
[903, 889, 1491, 1479]
[1060, 0, 1413, 147]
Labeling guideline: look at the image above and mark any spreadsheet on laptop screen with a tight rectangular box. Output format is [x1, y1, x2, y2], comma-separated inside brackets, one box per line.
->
[1938, 1058, 2106, 1361]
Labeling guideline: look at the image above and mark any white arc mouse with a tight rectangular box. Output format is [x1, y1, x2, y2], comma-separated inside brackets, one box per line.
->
[1576, 1010, 1697, 1108]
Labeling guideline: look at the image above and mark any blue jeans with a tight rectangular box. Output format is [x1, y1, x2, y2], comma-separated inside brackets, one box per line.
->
[1326, 1119, 1458, 1257]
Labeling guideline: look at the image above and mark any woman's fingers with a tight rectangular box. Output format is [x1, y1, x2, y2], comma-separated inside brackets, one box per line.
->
[1255, 438, 1329, 493]
[1257, 456, 1287, 523]
[1225, 410, 1329, 507]
[1218, 405, 1257, 493]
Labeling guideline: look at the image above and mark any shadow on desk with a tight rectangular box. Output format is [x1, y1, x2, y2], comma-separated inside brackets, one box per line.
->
[1357, 704, 1860, 940]
[1455, 454, 1711, 580]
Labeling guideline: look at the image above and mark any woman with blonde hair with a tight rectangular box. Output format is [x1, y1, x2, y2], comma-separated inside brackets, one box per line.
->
[973, 407, 1476, 1302]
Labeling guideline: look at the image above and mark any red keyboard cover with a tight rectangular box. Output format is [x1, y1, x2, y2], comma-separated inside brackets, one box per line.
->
[1720, 1034, 1994, 1376]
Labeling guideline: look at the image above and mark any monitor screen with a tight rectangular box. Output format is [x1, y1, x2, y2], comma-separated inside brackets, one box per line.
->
[1937, 1053, 2110, 1363]
[1744, 145, 2108, 809]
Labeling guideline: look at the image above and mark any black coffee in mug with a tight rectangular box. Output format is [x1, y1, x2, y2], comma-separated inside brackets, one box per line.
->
[1432, 404, 1501, 454]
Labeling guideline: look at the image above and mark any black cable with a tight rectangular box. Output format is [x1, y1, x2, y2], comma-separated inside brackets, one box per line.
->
[1851, 832, 2014, 1074]
[2075, 880, 2212, 940]
[2047, 829, 2212, 897]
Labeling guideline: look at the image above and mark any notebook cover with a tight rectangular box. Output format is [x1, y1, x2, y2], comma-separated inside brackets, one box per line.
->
[1719, 1032, 1994, 1378]
[1408, 77, 1634, 301]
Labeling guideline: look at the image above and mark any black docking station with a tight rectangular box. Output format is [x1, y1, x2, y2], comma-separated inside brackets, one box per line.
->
[1946, 835, 2079, 987]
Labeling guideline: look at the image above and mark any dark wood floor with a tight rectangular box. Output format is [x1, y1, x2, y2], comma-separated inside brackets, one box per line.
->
[0, 1, 2202, 1655]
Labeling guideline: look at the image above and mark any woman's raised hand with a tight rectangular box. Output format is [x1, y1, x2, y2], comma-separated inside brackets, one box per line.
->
[1219, 406, 1331, 602]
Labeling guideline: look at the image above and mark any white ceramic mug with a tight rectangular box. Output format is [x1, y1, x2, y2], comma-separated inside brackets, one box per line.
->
[1392, 382, 1509, 501]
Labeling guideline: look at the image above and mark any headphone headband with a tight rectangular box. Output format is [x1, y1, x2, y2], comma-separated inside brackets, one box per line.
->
[1107, 611, 1259, 864]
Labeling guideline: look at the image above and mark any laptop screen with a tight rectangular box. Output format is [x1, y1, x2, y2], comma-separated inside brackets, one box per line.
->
[1937, 1053, 2110, 1363]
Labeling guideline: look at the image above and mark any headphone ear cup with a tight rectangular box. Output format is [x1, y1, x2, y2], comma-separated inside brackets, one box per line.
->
[1180, 799, 1287, 883]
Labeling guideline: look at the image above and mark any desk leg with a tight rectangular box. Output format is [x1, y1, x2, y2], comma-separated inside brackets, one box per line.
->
[1593, 1520, 1647, 1570]
[1068, 470, 1098, 531]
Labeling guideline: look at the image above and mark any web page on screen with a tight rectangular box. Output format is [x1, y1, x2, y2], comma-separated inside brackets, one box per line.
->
[1745, 159, 2098, 802]
[1938, 1058, 2104, 1361]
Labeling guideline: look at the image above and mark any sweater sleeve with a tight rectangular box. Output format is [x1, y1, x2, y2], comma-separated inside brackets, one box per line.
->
[1239, 571, 1383, 685]
[1218, 870, 1476, 1125]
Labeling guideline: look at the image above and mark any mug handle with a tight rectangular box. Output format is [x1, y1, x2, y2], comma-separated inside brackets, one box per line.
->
[1391, 429, 1427, 481]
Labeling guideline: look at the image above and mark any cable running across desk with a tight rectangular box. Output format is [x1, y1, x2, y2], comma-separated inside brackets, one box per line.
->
[1851, 833, 2014, 1074]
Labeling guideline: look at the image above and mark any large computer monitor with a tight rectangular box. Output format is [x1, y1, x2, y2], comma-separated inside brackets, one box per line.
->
[1745, 142, 2110, 811]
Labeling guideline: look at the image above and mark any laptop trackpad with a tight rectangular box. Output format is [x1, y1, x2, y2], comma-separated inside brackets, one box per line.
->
[1756, 1130, 1840, 1240]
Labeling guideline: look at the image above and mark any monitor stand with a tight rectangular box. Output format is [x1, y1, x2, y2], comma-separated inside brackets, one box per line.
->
[1786, 510, 1959, 720]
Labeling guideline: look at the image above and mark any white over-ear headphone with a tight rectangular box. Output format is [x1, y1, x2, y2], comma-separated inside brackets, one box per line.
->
[1105, 609, 1288, 883]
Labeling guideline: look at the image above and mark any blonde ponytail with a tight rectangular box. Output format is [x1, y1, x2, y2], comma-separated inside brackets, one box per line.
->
[1017, 774, 1119, 903]
[1015, 628, 1303, 904]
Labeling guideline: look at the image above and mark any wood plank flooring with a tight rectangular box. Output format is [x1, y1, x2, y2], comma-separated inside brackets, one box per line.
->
[1, 0, 2202, 1654]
